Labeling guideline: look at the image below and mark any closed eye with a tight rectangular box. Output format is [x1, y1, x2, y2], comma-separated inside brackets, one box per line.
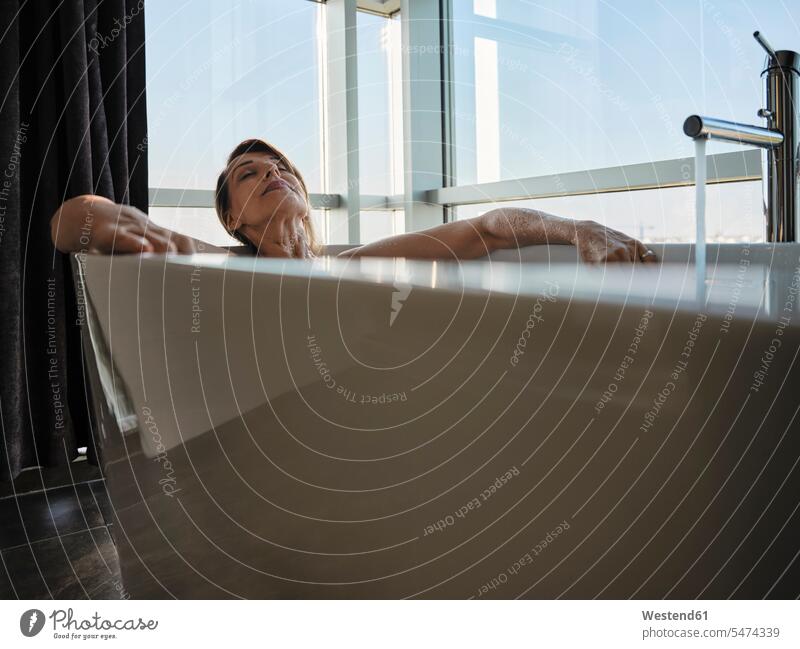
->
[235, 158, 290, 182]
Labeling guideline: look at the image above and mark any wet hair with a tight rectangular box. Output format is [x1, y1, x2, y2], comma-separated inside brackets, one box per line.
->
[214, 138, 320, 255]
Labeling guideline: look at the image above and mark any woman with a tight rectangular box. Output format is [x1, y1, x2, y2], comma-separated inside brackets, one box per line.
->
[52, 138, 657, 263]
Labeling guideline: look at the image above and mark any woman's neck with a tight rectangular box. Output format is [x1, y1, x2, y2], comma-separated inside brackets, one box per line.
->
[240, 214, 312, 258]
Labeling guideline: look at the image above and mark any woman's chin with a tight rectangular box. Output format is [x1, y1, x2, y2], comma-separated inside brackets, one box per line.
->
[261, 195, 307, 219]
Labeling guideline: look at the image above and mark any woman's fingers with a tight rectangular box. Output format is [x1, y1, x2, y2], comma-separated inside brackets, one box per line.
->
[607, 243, 633, 262]
[105, 226, 196, 255]
[141, 228, 177, 253]
[578, 229, 657, 264]
[172, 233, 197, 254]
[636, 241, 658, 263]
[111, 229, 155, 254]
[129, 221, 190, 254]
[624, 238, 640, 261]
[149, 228, 197, 254]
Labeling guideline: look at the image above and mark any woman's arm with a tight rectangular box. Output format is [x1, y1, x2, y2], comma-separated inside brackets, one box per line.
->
[339, 207, 656, 263]
[51, 194, 198, 254]
[480, 207, 656, 263]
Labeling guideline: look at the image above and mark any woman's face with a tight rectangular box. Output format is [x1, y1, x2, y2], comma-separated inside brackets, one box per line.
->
[223, 151, 310, 255]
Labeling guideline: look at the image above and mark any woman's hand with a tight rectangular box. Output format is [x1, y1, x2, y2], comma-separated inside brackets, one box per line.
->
[571, 220, 657, 263]
[51, 195, 196, 255]
[88, 202, 196, 254]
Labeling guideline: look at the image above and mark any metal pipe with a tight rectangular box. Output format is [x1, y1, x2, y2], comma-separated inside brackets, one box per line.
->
[682, 115, 783, 148]
[754, 31, 779, 63]
[762, 49, 800, 242]
[684, 32, 800, 242]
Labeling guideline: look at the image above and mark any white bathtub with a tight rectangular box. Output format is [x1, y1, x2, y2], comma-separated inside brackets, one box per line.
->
[76, 242, 800, 598]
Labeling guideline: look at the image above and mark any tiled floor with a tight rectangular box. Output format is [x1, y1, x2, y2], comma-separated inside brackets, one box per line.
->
[0, 464, 123, 600]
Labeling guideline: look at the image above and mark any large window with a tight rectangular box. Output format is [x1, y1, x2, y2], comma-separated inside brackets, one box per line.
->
[452, 0, 800, 180]
[146, 0, 407, 247]
[145, 0, 324, 244]
[450, 0, 800, 241]
[145, 1, 800, 247]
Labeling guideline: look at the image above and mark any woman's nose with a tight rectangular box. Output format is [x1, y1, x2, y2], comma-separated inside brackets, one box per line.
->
[263, 159, 280, 179]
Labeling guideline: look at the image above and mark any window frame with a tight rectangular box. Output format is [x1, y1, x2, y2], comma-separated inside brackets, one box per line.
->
[147, 0, 763, 243]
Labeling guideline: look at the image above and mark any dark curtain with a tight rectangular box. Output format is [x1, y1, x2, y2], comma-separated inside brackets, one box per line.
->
[0, 0, 149, 482]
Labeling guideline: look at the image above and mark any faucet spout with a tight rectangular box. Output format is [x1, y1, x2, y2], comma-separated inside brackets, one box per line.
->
[683, 115, 783, 148]
[754, 31, 780, 64]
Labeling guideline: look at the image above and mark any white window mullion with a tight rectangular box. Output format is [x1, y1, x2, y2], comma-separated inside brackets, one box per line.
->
[325, 0, 360, 244]
[315, 1, 331, 244]
[387, 15, 404, 198]
[400, 0, 449, 232]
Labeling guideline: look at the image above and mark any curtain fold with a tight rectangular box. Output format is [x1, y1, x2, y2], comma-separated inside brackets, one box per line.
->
[0, 0, 148, 482]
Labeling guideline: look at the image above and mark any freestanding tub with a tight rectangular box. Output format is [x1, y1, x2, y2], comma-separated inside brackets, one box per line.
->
[75, 242, 800, 598]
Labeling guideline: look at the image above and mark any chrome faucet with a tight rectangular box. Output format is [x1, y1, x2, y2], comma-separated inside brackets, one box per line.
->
[684, 32, 800, 242]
